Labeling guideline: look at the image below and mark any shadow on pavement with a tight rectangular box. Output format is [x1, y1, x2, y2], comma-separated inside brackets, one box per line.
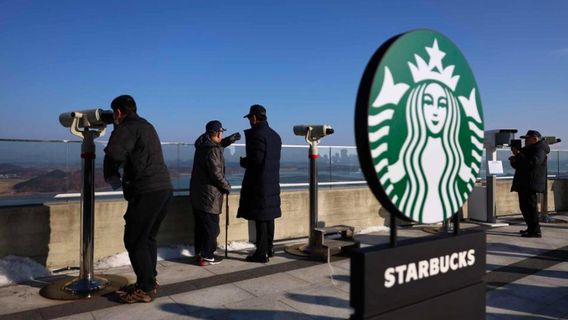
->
[486, 282, 568, 319]
[286, 292, 349, 309]
[160, 302, 344, 320]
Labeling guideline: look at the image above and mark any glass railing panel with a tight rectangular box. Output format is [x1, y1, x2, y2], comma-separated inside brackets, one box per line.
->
[1, 138, 567, 205]
[329, 146, 364, 183]
[558, 150, 565, 176]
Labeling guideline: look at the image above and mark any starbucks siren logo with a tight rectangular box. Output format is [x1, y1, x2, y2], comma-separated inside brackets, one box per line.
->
[357, 30, 484, 224]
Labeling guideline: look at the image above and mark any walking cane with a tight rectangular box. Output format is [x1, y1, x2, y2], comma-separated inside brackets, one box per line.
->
[225, 193, 229, 258]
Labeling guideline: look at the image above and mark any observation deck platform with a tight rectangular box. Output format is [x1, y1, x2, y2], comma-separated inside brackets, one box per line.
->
[0, 214, 567, 320]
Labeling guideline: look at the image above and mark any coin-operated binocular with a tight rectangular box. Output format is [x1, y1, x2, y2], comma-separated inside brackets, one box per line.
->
[59, 108, 114, 139]
[473, 129, 518, 224]
[287, 124, 357, 260]
[293, 124, 334, 142]
[41, 108, 127, 300]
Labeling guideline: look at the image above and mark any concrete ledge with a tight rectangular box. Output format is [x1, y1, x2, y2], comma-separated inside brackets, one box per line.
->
[1, 179, 566, 268]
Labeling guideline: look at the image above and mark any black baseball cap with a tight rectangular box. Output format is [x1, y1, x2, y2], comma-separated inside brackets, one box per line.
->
[243, 104, 267, 118]
[206, 120, 226, 133]
[520, 130, 542, 139]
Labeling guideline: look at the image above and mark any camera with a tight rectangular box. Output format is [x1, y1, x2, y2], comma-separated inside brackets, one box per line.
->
[510, 139, 522, 150]
[293, 124, 334, 141]
[484, 129, 517, 149]
[543, 136, 561, 145]
[59, 108, 114, 129]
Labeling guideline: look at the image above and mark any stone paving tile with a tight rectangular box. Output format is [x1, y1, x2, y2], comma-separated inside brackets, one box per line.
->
[331, 258, 350, 272]
[486, 286, 555, 318]
[233, 272, 312, 298]
[279, 283, 352, 320]
[286, 261, 350, 293]
[53, 312, 95, 320]
[155, 259, 216, 286]
[0, 283, 69, 315]
[219, 296, 315, 320]
[540, 293, 568, 319]
[497, 281, 567, 308]
[169, 283, 255, 319]
[90, 296, 188, 320]
[198, 253, 267, 275]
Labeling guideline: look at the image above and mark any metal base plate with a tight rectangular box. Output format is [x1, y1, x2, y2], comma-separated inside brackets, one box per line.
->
[40, 274, 129, 300]
[468, 221, 510, 228]
[285, 240, 359, 261]
[285, 243, 312, 257]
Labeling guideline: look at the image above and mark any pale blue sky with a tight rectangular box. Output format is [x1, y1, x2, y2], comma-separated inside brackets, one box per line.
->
[0, 1, 566, 147]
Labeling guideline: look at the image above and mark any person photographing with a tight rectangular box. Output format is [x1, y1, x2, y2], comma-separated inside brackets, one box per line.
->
[509, 130, 550, 238]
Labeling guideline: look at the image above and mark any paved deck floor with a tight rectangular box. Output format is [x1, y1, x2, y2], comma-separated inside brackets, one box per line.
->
[0, 214, 567, 320]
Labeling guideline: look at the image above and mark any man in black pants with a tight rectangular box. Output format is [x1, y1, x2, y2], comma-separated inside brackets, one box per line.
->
[190, 120, 240, 265]
[104, 95, 173, 303]
[237, 105, 282, 263]
[509, 130, 550, 238]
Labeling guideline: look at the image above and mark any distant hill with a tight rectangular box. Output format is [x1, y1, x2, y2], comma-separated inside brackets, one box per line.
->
[0, 163, 46, 179]
[13, 169, 108, 193]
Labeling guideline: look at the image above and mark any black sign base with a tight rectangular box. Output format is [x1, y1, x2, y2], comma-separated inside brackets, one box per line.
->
[350, 230, 486, 319]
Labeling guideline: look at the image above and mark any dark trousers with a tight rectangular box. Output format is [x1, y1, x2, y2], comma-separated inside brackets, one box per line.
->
[123, 189, 172, 292]
[193, 208, 220, 259]
[518, 190, 541, 234]
[254, 220, 274, 257]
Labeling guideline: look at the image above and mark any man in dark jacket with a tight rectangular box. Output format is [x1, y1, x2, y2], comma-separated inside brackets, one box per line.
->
[103, 95, 172, 303]
[237, 104, 282, 263]
[509, 130, 550, 238]
[190, 120, 240, 266]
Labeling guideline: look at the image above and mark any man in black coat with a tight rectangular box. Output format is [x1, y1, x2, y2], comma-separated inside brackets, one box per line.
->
[103, 95, 172, 303]
[237, 104, 282, 263]
[189, 120, 240, 266]
[509, 130, 550, 238]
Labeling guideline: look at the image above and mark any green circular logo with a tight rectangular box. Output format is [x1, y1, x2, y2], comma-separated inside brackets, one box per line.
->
[355, 30, 484, 224]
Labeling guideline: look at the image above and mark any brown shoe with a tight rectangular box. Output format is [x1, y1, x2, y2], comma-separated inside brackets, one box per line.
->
[119, 288, 154, 304]
[116, 283, 137, 295]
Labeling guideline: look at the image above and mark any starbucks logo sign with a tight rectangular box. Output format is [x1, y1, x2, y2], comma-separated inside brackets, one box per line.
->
[356, 30, 484, 223]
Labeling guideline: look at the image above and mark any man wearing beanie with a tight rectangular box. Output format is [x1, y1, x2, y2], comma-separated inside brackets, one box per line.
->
[104, 95, 172, 303]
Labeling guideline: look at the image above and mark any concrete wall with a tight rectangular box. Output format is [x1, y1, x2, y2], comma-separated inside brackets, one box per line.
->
[1, 179, 567, 268]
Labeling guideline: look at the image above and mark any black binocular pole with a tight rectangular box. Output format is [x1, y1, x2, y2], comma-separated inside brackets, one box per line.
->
[308, 139, 319, 249]
[64, 128, 109, 294]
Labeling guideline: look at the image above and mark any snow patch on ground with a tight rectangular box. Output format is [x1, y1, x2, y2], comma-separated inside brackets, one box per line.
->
[0, 255, 51, 287]
[95, 244, 198, 269]
[357, 226, 390, 234]
[95, 251, 131, 269]
[1, 242, 258, 286]
[218, 241, 256, 251]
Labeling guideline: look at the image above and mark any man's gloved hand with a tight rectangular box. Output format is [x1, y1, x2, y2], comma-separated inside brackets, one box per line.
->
[106, 175, 122, 190]
[228, 132, 241, 143]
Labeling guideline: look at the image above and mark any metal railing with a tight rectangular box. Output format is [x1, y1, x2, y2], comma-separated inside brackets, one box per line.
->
[1, 138, 567, 205]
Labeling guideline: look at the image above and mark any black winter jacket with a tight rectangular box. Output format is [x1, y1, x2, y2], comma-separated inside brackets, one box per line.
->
[510, 140, 550, 193]
[104, 113, 172, 200]
[237, 121, 282, 221]
[189, 133, 231, 214]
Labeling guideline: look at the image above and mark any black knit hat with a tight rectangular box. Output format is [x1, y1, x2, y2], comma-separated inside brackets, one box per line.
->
[111, 95, 137, 113]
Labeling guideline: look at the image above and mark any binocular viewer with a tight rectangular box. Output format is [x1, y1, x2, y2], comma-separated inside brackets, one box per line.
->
[293, 124, 334, 141]
[59, 108, 114, 130]
[511, 136, 561, 150]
